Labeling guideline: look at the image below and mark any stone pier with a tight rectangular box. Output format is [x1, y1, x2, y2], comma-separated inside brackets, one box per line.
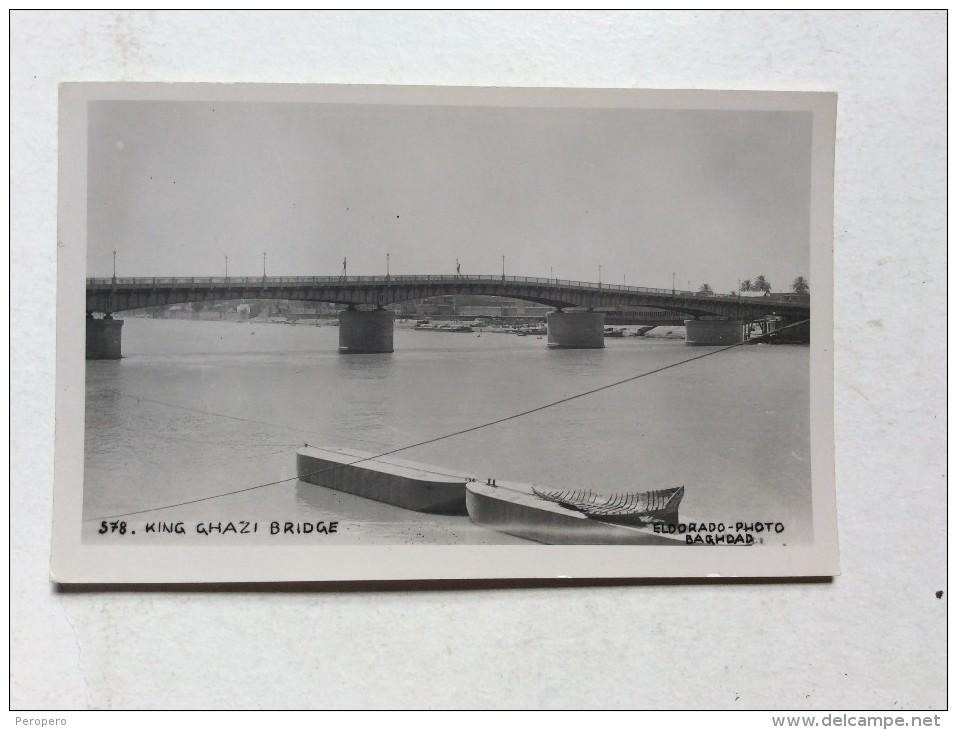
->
[683, 319, 745, 346]
[338, 308, 395, 353]
[86, 315, 124, 360]
[546, 310, 605, 349]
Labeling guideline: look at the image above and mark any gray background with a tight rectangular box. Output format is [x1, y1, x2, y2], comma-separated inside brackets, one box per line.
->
[11, 11, 945, 709]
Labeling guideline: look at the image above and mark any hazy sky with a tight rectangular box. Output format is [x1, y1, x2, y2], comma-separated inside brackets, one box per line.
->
[87, 100, 812, 293]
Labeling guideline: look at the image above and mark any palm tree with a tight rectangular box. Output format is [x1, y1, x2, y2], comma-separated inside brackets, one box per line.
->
[739, 279, 752, 293]
[792, 276, 809, 294]
[698, 283, 713, 293]
[752, 275, 771, 295]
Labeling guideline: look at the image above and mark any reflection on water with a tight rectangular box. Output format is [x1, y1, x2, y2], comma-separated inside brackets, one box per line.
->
[542, 348, 607, 378]
[83, 318, 811, 544]
[334, 352, 397, 380]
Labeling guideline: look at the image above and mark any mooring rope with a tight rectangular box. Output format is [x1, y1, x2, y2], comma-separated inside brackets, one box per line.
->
[86, 319, 809, 521]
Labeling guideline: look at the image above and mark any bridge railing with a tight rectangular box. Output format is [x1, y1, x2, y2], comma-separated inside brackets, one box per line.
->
[86, 274, 790, 305]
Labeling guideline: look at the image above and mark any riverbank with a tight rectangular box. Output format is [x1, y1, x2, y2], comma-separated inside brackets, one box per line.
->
[124, 310, 691, 339]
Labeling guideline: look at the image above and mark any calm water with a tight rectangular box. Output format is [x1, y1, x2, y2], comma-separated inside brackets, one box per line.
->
[84, 318, 811, 544]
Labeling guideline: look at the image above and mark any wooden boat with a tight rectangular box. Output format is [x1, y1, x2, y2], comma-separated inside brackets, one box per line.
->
[466, 480, 688, 545]
[297, 446, 469, 514]
[531, 485, 683, 527]
[297, 447, 688, 544]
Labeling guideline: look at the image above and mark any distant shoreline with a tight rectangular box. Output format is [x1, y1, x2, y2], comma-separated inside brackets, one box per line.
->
[120, 311, 690, 339]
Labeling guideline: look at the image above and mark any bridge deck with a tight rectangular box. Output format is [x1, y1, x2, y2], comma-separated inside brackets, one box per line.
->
[86, 274, 809, 320]
[89, 273, 728, 298]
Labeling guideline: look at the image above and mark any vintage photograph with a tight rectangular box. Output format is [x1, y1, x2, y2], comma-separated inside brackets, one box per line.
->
[52, 84, 837, 582]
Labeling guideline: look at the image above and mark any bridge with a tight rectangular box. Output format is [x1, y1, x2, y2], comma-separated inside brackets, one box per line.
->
[86, 274, 810, 358]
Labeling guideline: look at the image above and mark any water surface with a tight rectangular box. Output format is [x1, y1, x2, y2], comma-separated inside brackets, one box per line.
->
[84, 318, 811, 544]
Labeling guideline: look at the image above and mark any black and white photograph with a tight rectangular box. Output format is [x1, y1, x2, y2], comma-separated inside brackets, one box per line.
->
[15, 11, 945, 713]
[52, 83, 837, 582]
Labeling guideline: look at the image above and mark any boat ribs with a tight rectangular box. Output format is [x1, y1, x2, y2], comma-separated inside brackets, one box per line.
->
[531, 485, 684, 526]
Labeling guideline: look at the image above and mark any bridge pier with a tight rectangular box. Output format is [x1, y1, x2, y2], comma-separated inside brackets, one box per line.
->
[338, 308, 395, 353]
[683, 319, 745, 346]
[546, 310, 605, 349]
[86, 314, 124, 359]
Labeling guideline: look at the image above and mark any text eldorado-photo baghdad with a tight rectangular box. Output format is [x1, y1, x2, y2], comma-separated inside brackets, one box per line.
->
[653, 521, 786, 545]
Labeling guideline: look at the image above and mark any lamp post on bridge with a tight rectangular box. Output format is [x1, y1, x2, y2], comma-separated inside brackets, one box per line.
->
[225, 255, 229, 281]
[502, 255, 505, 282]
[263, 252, 266, 279]
[598, 264, 602, 288]
[672, 271, 675, 294]
[112, 250, 116, 284]
[386, 252, 390, 279]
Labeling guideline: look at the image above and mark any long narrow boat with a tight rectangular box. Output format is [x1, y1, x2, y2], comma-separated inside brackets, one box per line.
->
[297, 446, 689, 543]
[465, 480, 688, 545]
[296, 446, 469, 514]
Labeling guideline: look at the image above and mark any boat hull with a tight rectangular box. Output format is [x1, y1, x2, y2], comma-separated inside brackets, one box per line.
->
[531, 485, 683, 527]
[297, 446, 468, 514]
[466, 481, 687, 545]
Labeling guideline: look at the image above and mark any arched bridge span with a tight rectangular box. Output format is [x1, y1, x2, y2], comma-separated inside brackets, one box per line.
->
[87, 274, 809, 322]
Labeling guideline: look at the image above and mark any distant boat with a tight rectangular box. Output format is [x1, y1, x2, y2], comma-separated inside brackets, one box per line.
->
[750, 316, 810, 344]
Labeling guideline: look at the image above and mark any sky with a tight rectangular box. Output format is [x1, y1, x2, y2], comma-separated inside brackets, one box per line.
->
[87, 99, 812, 294]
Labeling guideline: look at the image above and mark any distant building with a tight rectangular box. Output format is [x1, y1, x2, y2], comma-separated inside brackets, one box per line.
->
[398, 295, 552, 318]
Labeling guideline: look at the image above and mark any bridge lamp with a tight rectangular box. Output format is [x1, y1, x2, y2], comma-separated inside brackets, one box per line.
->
[598, 264, 601, 286]
[263, 252, 266, 277]
[225, 255, 229, 279]
[112, 250, 116, 280]
[502, 254, 505, 279]
[387, 253, 390, 277]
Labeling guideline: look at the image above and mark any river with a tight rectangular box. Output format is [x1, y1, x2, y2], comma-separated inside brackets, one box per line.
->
[83, 317, 811, 545]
